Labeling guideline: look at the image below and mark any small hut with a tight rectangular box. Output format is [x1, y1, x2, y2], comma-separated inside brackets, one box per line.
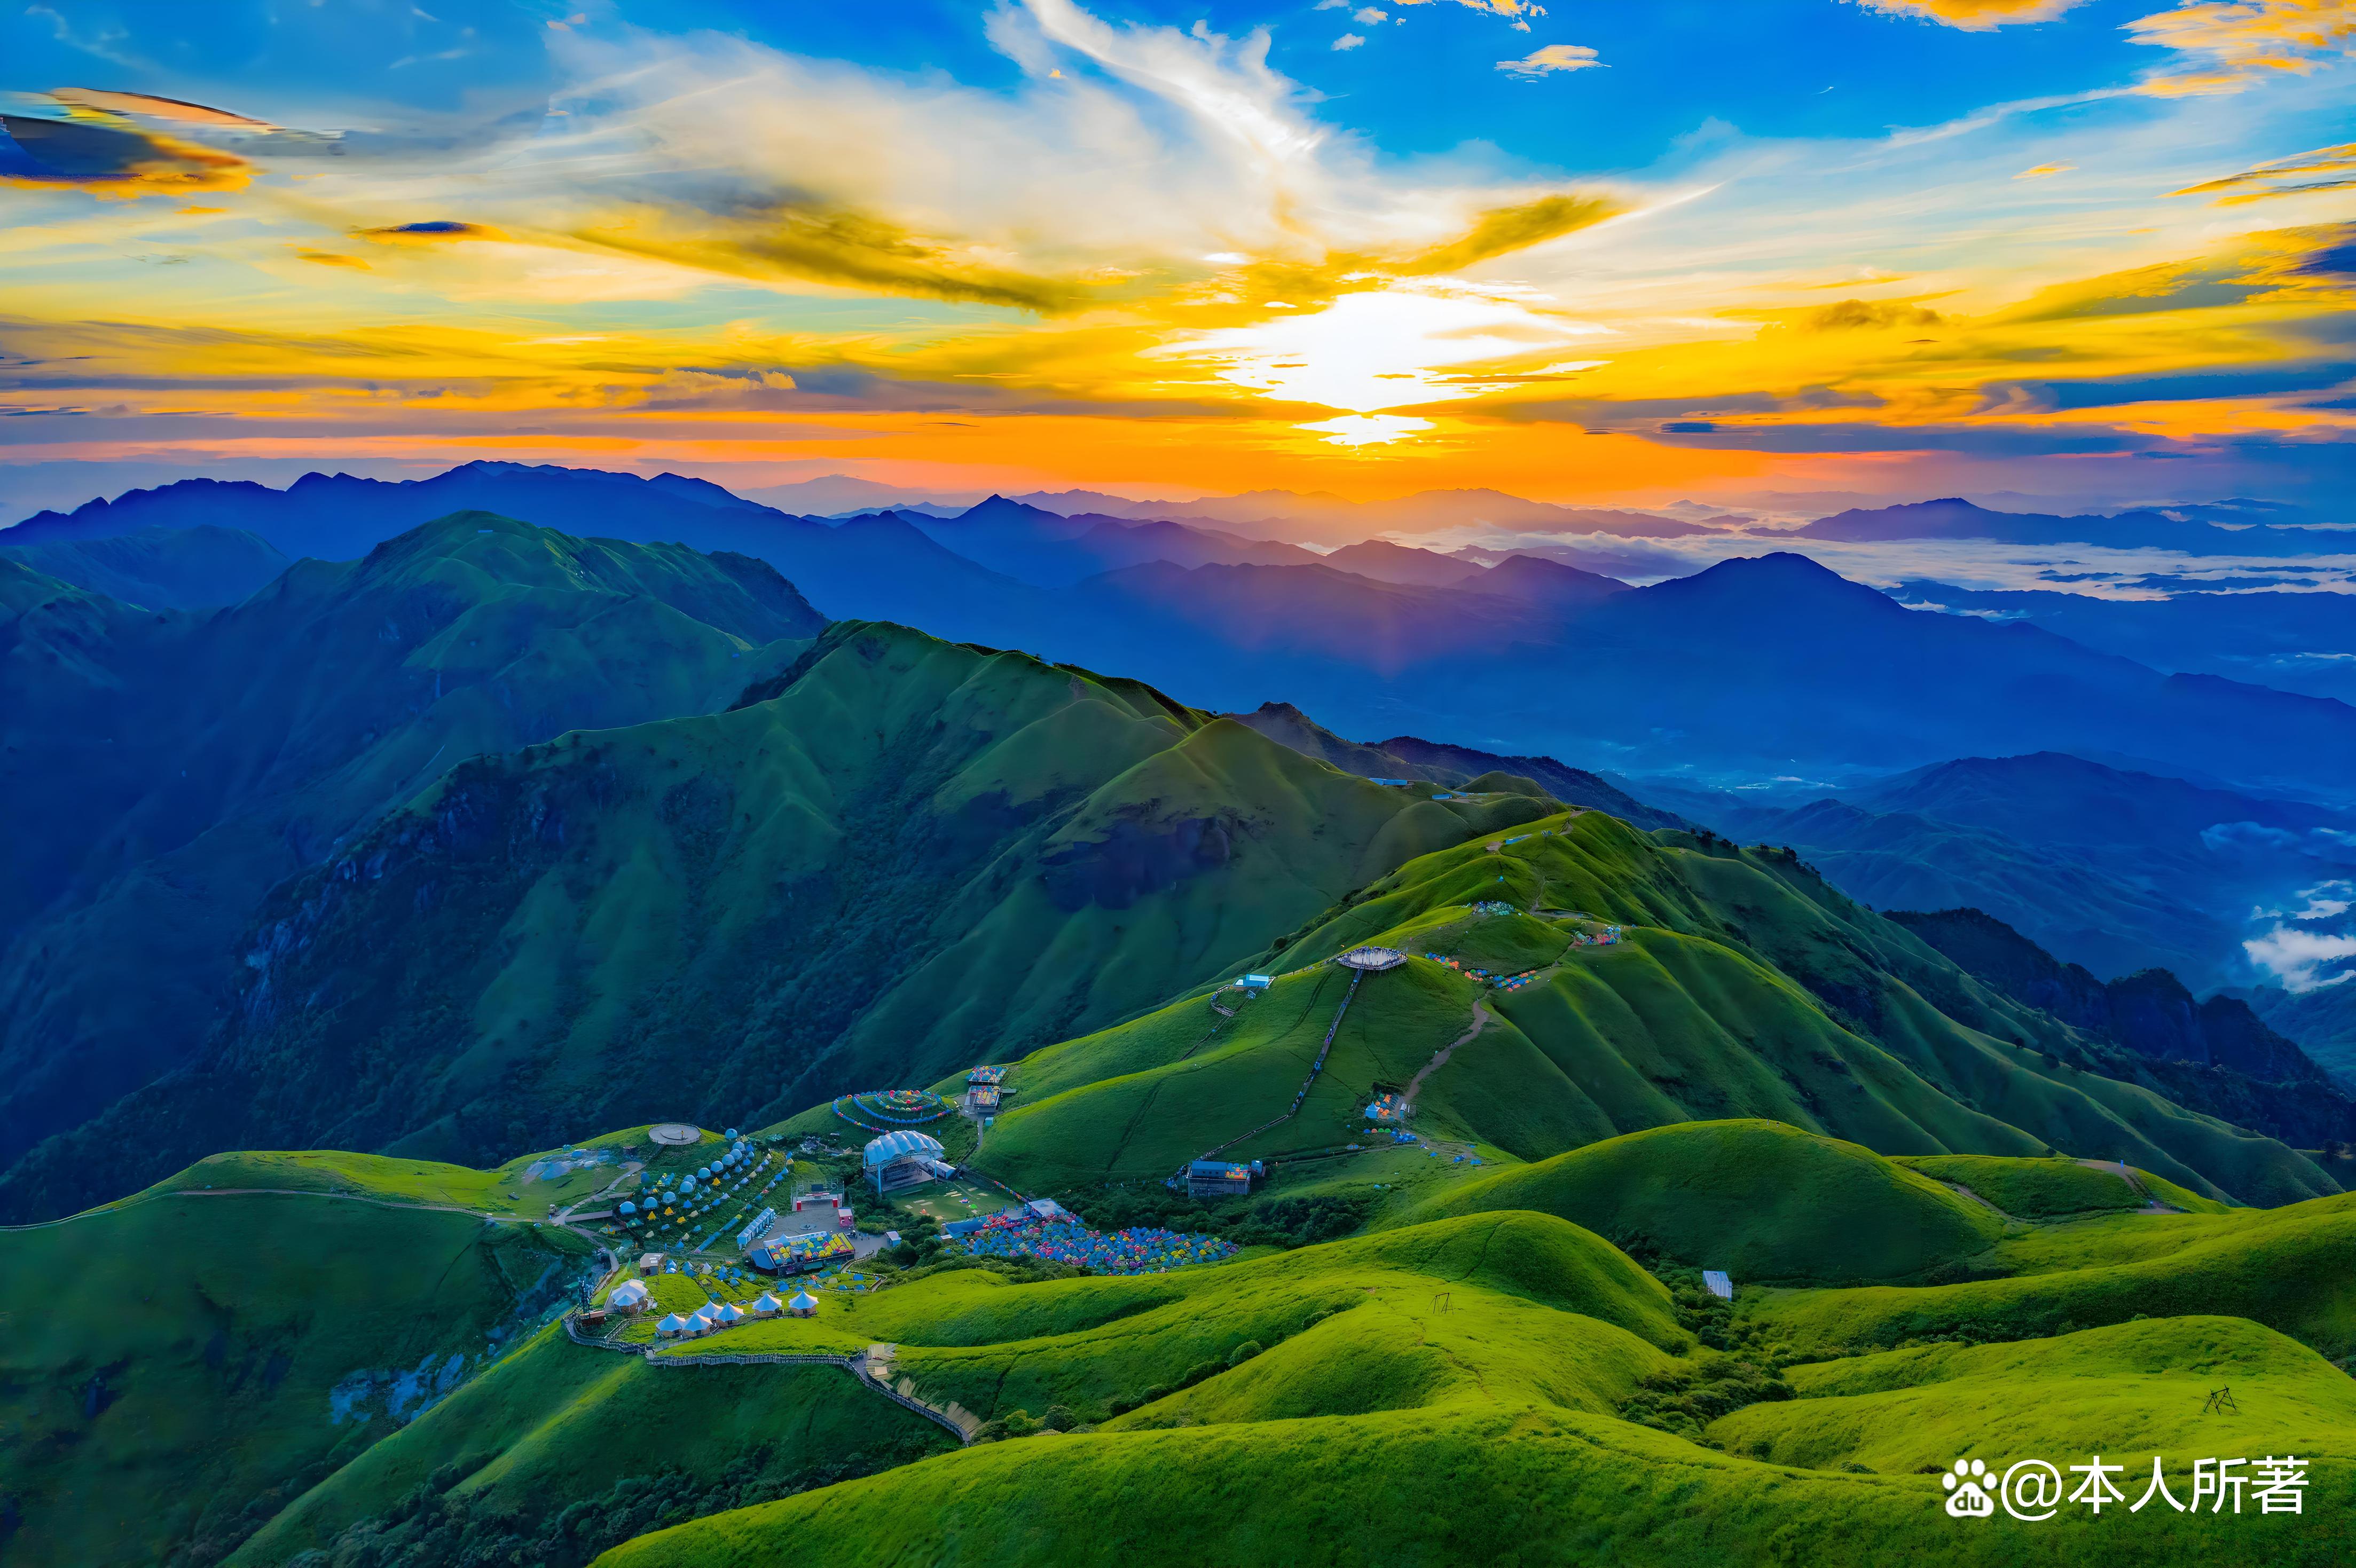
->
[788, 1291, 819, 1319]
[749, 1292, 783, 1318]
[608, 1279, 651, 1314]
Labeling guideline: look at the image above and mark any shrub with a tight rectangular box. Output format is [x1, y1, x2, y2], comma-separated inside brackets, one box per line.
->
[1226, 1340, 1263, 1368]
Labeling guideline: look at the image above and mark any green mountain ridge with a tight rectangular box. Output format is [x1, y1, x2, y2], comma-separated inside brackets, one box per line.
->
[969, 810, 2334, 1209]
[0, 513, 824, 1175]
[0, 522, 289, 610]
[0, 618, 1550, 1220]
[13, 507, 2356, 1566]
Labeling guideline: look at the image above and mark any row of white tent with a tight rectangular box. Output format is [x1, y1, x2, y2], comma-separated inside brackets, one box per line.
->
[654, 1289, 819, 1336]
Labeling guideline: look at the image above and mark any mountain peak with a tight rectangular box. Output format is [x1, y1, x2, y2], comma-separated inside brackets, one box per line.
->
[953, 494, 1063, 525]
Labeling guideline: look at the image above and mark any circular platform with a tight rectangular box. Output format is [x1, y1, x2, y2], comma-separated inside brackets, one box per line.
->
[845, 1089, 951, 1124]
[1336, 945, 1406, 971]
[648, 1122, 703, 1147]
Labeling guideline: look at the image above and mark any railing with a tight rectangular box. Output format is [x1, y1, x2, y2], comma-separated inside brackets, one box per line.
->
[560, 1313, 975, 1443]
[1192, 967, 1363, 1166]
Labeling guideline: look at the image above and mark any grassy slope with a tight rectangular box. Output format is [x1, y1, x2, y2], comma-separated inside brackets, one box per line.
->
[1897, 1154, 2167, 1219]
[5, 623, 1551, 1223]
[598, 1408, 2346, 1568]
[27, 1123, 2356, 1568]
[1750, 1193, 2356, 1358]
[231, 1325, 952, 1565]
[0, 513, 824, 1194]
[1711, 1315, 2356, 1474]
[130, 1123, 748, 1226]
[0, 1193, 595, 1566]
[1401, 1120, 2007, 1283]
[591, 1183, 2356, 1567]
[972, 812, 2333, 1208]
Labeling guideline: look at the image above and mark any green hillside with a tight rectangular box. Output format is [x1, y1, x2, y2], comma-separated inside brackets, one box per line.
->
[14, 1116, 2356, 1567]
[1711, 1315, 2356, 1474]
[577, 1194, 2356, 1568]
[231, 1324, 953, 1566]
[0, 619, 1549, 1221]
[970, 811, 2335, 1210]
[1896, 1153, 2233, 1219]
[0, 1188, 596, 1566]
[1400, 1120, 2007, 1283]
[0, 513, 824, 1190]
[0, 522, 289, 610]
[1752, 1191, 2356, 1358]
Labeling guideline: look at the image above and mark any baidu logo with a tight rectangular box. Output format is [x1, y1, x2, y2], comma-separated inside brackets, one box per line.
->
[1942, 1459, 1995, 1517]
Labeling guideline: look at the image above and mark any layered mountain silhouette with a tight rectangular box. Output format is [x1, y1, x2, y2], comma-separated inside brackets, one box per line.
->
[1660, 752, 2356, 991]
[15, 462, 2356, 799]
[0, 522, 287, 609]
[1891, 906, 2356, 1143]
[1799, 496, 2334, 555]
[1890, 579, 2356, 706]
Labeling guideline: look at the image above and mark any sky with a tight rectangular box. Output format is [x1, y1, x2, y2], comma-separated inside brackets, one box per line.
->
[2, 0, 2353, 519]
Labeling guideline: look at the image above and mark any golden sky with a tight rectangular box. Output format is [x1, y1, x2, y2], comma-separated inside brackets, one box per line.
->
[2, 0, 2352, 513]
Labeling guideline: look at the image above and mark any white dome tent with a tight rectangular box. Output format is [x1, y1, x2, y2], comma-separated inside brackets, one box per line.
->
[861, 1130, 946, 1196]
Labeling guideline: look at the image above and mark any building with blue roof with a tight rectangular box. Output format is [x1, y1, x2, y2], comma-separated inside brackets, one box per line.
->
[1185, 1158, 1258, 1198]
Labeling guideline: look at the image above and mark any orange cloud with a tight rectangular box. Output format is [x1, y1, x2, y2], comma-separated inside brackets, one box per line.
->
[48, 89, 275, 130]
[2171, 140, 2356, 202]
[1848, 0, 2092, 29]
[569, 203, 1103, 314]
[2130, 0, 2356, 95]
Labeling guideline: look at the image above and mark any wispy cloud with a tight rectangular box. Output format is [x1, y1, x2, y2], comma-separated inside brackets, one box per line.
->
[2014, 161, 2076, 178]
[2171, 140, 2356, 201]
[2244, 923, 2356, 990]
[1496, 43, 1604, 76]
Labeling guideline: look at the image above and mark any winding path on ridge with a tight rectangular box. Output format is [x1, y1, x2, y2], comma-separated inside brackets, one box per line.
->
[1403, 998, 1492, 1116]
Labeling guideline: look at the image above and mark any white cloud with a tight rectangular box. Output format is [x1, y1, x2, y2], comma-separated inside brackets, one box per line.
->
[1497, 43, 1604, 76]
[1334, 32, 1367, 49]
[2244, 925, 2356, 991]
[1355, 7, 1391, 21]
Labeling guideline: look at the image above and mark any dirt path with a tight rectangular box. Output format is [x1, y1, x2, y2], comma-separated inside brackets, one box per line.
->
[1404, 999, 1491, 1114]
[2074, 1156, 2180, 1214]
[0, 1184, 617, 1257]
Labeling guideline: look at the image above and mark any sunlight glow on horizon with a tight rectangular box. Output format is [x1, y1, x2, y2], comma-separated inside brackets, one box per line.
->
[0, 0, 2351, 514]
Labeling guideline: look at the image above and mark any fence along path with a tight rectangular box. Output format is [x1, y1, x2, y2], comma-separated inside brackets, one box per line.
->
[1194, 967, 1364, 1165]
[562, 1315, 977, 1443]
